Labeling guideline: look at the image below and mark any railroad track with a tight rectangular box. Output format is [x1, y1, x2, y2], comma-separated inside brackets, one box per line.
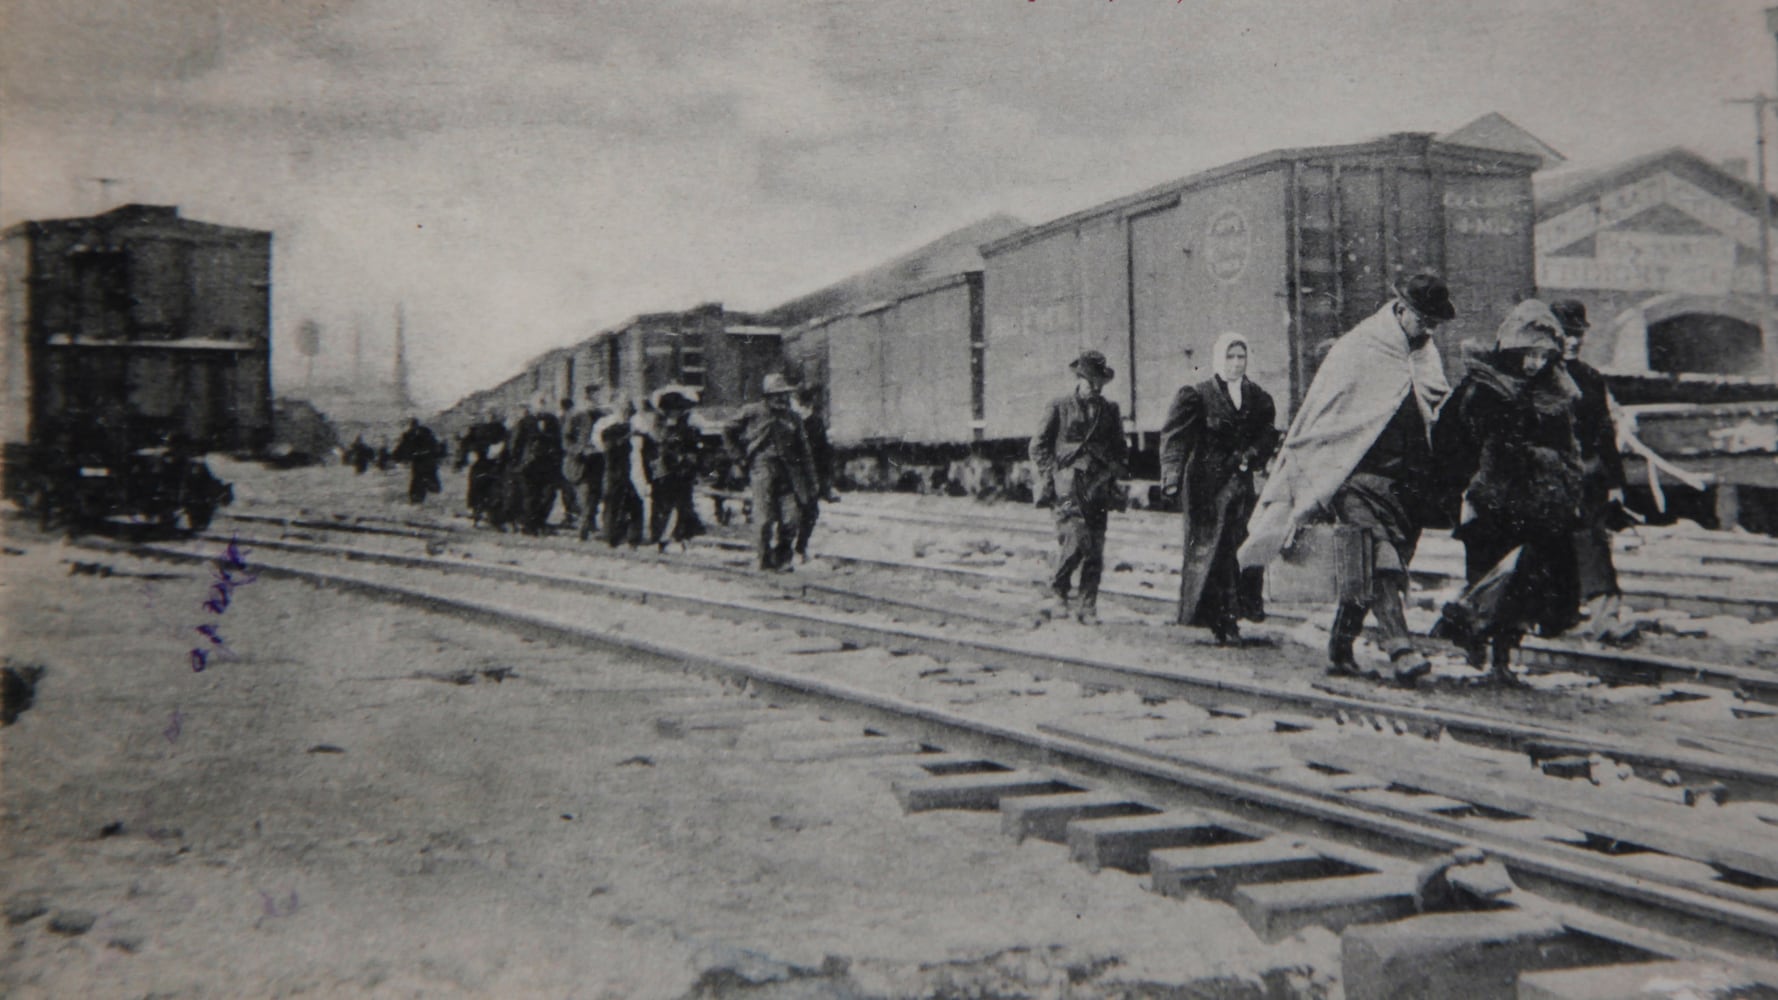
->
[92, 524, 1778, 996]
[813, 499, 1778, 624]
[221, 508, 1778, 704]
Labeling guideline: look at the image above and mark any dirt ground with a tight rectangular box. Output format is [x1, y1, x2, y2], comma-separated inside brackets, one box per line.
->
[1, 527, 1341, 999]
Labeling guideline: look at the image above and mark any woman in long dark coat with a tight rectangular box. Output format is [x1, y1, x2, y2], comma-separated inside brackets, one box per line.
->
[1432, 300, 1585, 685]
[1159, 332, 1280, 644]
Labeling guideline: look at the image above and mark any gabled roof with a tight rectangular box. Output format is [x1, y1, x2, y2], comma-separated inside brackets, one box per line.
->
[1437, 113, 1565, 168]
[1534, 146, 1778, 223]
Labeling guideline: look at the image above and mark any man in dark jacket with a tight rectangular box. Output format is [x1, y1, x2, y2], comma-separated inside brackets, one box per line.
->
[1551, 299, 1630, 624]
[563, 386, 607, 541]
[456, 410, 510, 527]
[391, 417, 445, 504]
[518, 399, 565, 534]
[1030, 350, 1129, 625]
[792, 383, 838, 562]
[724, 373, 817, 572]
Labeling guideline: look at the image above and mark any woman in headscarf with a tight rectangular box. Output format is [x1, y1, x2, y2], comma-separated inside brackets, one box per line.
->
[1159, 332, 1280, 644]
[1431, 300, 1585, 685]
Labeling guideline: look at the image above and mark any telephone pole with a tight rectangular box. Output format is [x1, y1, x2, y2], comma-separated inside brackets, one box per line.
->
[1727, 92, 1777, 383]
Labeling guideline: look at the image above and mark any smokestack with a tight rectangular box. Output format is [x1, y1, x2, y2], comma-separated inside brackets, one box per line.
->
[393, 303, 414, 409]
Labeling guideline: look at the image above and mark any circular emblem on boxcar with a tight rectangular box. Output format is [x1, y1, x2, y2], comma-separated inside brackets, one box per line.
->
[1205, 208, 1250, 283]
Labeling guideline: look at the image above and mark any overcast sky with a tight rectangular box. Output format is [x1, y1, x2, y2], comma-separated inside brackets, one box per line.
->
[5, 0, 1776, 408]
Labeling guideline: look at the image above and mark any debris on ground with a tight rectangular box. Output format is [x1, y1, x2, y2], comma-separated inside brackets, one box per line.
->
[2, 661, 46, 726]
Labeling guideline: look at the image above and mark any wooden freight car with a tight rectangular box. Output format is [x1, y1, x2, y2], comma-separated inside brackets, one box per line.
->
[782, 272, 988, 490]
[438, 303, 784, 437]
[979, 132, 1542, 463]
[2, 204, 273, 462]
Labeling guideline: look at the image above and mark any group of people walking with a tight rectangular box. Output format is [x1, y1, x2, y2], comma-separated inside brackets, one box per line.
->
[449, 386, 710, 550]
[1032, 273, 1628, 688]
[367, 374, 837, 571]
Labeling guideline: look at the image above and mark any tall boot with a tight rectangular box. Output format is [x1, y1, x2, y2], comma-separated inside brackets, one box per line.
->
[1327, 602, 1364, 675]
[1489, 636, 1525, 687]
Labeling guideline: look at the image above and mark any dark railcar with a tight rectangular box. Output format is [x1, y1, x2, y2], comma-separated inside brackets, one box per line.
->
[979, 133, 1541, 448]
[437, 303, 783, 435]
[3, 204, 268, 516]
[2, 204, 273, 456]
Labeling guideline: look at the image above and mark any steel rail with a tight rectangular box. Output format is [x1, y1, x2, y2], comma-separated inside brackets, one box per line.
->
[163, 529, 1778, 797]
[219, 509, 1778, 701]
[100, 533, 1778, 966]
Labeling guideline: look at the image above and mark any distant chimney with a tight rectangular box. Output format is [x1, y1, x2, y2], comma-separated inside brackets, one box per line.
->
[1721, 157, 1751, 179]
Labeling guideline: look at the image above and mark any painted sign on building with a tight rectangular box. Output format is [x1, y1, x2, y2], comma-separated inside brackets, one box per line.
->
[1537, 168, 1776, 294]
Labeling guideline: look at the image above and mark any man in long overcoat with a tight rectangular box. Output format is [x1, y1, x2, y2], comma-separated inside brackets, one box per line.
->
[391, 417, 445, 504]
[455, 409, 509, 527]
[1030, 350, 1129, 625]
[724, 373, 817, 572]
[1238, 274, 1455, 685]
[519, 399, 564, 534]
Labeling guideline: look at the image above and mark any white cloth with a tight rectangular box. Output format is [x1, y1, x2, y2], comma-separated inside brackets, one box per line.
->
[1212, 331, 1249, 410]
[1237, 303, 1451, 569]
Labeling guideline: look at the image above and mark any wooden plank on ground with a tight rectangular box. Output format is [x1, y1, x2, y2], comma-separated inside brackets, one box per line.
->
[1295, 735, 1778, 883]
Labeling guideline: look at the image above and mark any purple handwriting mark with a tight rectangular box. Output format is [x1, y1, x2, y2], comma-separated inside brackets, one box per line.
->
[188, 536, 253, 671]
[257, 889, 299, 920]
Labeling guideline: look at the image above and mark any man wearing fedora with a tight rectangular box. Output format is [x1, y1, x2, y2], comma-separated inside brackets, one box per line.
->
[724, 372, 818, 572]
[1238, 273, 1456, 685]
[1030, 350, 1129, 624]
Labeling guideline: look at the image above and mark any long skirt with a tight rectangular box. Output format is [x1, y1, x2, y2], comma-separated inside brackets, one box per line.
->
[1176, 474, 1255, 628]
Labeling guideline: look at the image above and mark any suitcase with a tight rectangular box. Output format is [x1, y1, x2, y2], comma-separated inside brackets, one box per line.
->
[1264, 523, 1374, 605]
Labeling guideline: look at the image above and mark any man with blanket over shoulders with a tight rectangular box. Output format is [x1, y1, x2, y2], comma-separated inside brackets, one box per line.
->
[1237, 273, 1455, 686]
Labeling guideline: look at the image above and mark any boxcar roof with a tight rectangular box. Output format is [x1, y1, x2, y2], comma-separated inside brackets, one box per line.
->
[981, 133, 1543, 258]
[1, 203, 269, 241]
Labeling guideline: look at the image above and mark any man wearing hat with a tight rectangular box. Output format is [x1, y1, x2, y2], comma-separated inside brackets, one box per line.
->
[1551, 299, 1629, 621]
[1029, 350, 1129, 624]
[724, 373, 818, 571]
[636, 385, 707, 551]
[1238, 273, 1456, 685]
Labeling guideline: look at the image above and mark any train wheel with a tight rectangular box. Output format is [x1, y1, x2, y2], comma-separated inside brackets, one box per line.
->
[185, 505, 215, 533]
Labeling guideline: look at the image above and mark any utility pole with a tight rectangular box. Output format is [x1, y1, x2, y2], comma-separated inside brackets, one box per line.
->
[83, 177, 125, 211]
[1727, 92, 1777, 383]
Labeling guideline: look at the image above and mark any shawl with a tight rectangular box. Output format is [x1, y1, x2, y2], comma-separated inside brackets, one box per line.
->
[1213, 331, 1250, 410]
[1237, 303, 1451, 569]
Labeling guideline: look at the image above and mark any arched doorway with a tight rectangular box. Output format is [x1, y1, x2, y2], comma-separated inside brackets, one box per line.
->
[1601, 292, 1771, 375]
[1647, 312, 1765, 376]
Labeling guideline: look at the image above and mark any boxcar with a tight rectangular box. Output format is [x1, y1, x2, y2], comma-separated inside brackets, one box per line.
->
[978, 133, 1541, 452]
[440, 303, 784, 435]
[2, 204, 274, 460]
[812, 271, 984, 451]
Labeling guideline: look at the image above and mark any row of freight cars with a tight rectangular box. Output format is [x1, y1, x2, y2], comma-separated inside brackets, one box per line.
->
[449, 132, 1542, 491]
[783, 132, 1539, 485]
